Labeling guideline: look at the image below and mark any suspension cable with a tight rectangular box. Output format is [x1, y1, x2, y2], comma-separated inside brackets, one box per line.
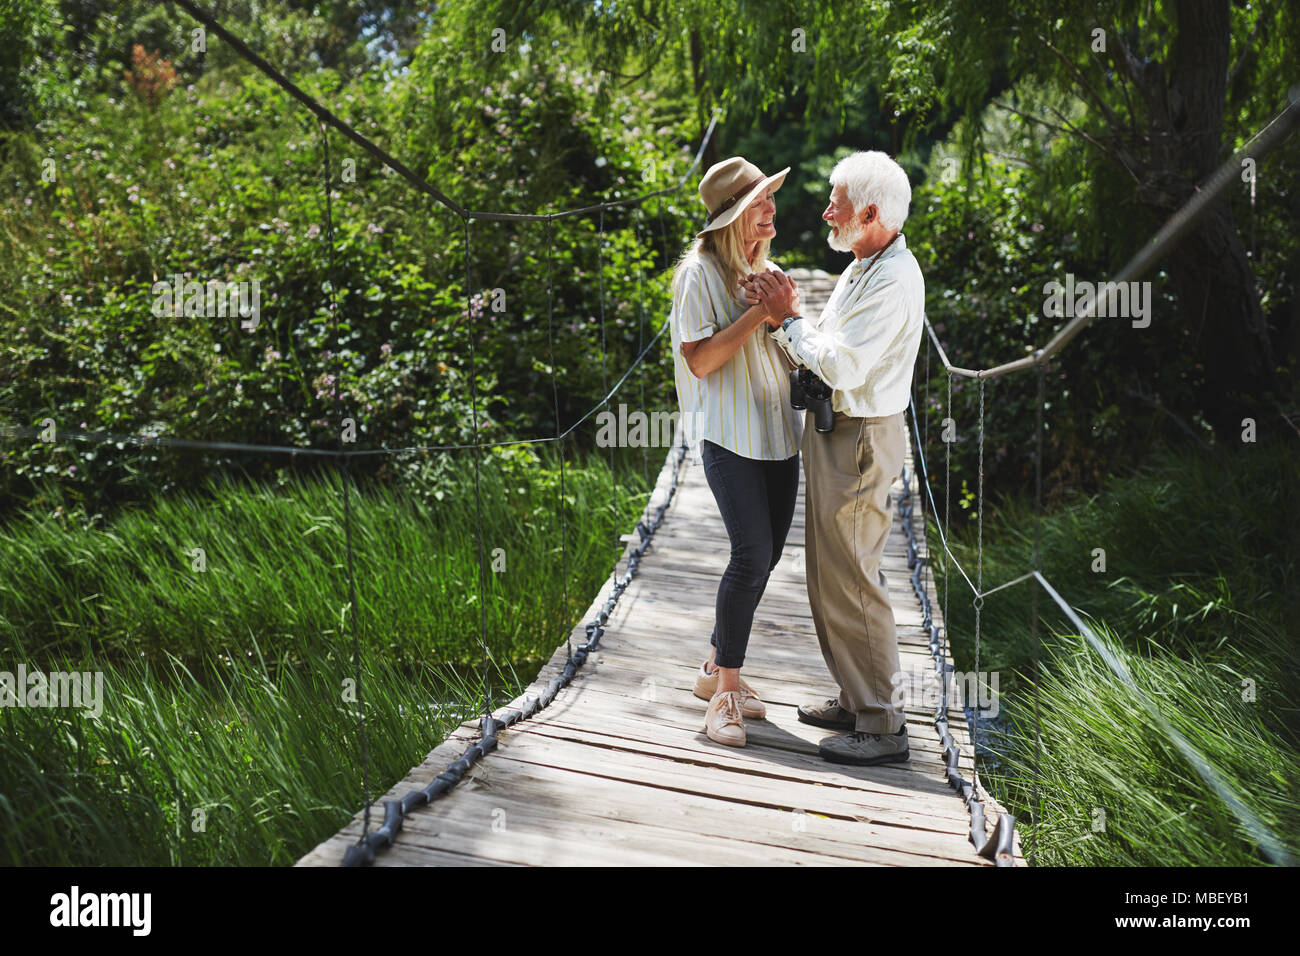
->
[544, 216, 572, 663]
[321, 120, 373, 839]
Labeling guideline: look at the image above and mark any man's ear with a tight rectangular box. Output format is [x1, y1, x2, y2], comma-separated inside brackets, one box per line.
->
[860, 204, 877, 227]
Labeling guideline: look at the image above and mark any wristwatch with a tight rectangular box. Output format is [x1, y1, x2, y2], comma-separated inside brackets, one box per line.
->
[779, 314, 802, 333]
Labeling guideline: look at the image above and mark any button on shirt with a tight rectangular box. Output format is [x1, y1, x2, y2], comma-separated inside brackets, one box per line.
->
[770, 233, 925, 418]
[669, 253, 803, 460]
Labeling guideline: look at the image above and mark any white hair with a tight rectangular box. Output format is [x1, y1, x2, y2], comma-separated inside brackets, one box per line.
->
[829, 151, 912, 231]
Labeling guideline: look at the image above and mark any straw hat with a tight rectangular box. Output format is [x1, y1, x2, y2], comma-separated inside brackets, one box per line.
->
[696, 157, 790, 239]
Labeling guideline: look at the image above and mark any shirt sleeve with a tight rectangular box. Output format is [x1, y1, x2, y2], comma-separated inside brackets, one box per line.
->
[673, 260, 716, 343]
[770, 321, 801, 366]
[773, 270, 912, 391]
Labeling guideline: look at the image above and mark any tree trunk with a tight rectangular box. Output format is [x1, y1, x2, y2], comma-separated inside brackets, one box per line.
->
[1157, 202, 1276, 436]
[1143, 0, 1278, 436]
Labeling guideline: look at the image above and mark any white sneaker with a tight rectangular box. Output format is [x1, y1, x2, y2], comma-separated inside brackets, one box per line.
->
[704, 690, 747, 747]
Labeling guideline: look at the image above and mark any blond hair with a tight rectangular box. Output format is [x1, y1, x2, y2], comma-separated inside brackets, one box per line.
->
[670, 213, 773, 306]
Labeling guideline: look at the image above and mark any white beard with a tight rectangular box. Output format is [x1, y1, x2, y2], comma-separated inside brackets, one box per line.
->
[827, 217, 864, 252]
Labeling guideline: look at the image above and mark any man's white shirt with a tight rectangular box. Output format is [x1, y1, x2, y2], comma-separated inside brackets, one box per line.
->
[769, 233, 925, 418]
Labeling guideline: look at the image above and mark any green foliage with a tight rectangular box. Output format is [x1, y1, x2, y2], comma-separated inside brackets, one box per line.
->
[1, 442, 654, 671]
[0, 643, 471, 866]
[0, 443, 657, 864]
[995, 624, 1299, 867]
[0, 3, 697, 518]
[909, 142, 1189, 503]
[933, 445, 1300, 864]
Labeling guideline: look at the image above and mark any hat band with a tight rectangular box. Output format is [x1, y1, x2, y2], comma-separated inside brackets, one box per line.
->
[704, 176, 765, 225]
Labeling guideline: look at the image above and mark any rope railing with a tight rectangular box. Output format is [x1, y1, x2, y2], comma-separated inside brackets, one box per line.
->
[908, 93, 1300, 866]
[928, 96, 1299, 381]
[168, 0, 718, 224]
[898, 447, 1016, 866]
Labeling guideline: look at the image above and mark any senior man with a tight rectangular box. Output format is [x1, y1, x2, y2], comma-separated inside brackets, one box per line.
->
[745, 150, 925, 766]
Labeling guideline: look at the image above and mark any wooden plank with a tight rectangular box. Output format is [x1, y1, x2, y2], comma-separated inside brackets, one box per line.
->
[546, 639, 974, 728]
[299, 401, 1024, 867]
[421, 744, 988, 866]
[312, 738, 987, 866]
[444, 719, 976, 830]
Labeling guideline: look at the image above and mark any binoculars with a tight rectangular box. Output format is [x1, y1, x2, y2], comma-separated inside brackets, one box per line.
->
[789, 368, 836, 434]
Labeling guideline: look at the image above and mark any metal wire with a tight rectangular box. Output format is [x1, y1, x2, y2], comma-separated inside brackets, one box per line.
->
[1031, 361, 1045, 829]
[972, 378, 985, 797]
[596, 208, 620, 592]
[943, 372, 953, 674]
[635, 207, 651, 490]
[901, 399, 1017, 866]
[461, 220, 492, 721]
[544, 216, 573, 663]
[321, 120, 372, 836]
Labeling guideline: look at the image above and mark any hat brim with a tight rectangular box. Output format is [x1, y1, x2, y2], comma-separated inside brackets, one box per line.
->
[695, 167, 791, 239]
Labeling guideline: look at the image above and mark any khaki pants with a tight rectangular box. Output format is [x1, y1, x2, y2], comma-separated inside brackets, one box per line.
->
[801, 409, 907, 734]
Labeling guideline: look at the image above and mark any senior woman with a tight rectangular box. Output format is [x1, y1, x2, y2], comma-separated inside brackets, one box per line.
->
[668, 156, 804, 748]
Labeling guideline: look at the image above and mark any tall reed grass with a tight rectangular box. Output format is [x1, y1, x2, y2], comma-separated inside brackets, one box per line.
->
[932, 446, 1299, 865]
[0, 441, 658, 864]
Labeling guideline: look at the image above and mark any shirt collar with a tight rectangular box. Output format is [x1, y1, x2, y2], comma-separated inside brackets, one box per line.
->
[848, 232, 906, 271]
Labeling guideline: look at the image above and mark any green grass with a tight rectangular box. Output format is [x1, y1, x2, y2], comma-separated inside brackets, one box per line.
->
[0, 440, 660, 865]
[0, 644, 488, 866]
[932, 444, 1300, 865]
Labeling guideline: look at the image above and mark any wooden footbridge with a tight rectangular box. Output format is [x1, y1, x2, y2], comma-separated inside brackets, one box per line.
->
[299, 274, 1025, 868]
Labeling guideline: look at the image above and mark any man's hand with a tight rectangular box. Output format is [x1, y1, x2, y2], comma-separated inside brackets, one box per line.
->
[743, 271, 800, 328]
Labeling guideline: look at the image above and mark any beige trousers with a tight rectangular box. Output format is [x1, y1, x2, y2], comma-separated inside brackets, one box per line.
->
[801, 409, 908, 734]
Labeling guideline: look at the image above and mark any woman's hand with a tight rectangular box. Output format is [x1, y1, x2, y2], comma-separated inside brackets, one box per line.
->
[744, 273, 800, 328]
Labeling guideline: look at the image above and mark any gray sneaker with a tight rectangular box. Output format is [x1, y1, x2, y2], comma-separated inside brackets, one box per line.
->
[797, 697, 856, 730]
[818, 727, 910, 766]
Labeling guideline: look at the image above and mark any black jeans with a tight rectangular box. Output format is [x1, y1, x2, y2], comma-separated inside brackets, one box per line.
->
[700, 439, 801, 669]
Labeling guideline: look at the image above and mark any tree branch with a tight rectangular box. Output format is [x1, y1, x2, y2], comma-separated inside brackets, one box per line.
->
[1121, 383, 1212, 450]
[1041, 101, 1141, 183]
[1035, 32, 1124, 132]
[992, 100, 1140, 184]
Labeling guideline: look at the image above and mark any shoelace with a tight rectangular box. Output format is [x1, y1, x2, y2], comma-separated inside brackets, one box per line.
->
[706, 664, 760, 708]
[714, 692, 743, 723]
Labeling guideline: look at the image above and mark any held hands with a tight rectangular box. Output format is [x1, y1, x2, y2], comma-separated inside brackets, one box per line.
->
[742, 271, 800, 329]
